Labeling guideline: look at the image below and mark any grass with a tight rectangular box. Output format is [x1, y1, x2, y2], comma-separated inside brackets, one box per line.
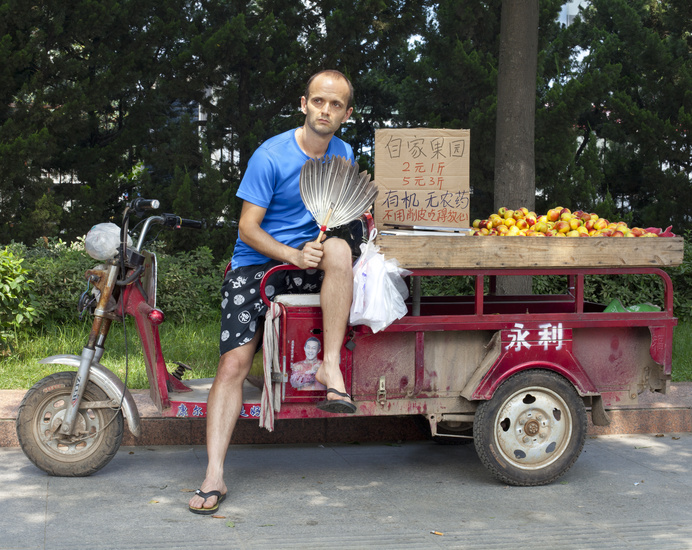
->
[2, 319, 691, 390]
[0, 318, 233, 390]
[672, 320, 692, 382]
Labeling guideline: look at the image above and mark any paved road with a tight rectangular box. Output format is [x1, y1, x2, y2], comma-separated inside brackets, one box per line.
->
[2, 434, 692, 549]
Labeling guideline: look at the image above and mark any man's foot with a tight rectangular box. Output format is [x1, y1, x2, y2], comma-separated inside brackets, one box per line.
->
[188, 479, 227, 514]
[317, 388, 357, 414]
[314, 366, 351, 401]
[188, 489, 227, 515]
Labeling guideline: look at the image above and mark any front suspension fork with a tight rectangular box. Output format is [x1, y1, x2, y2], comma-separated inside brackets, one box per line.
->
[59, 264, 118, 436]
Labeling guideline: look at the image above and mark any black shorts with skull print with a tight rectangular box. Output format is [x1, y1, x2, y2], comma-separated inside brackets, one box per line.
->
[219, 260, 325, 356]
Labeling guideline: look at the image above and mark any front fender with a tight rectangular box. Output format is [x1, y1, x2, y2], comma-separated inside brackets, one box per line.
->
[39, 354, 141, 437]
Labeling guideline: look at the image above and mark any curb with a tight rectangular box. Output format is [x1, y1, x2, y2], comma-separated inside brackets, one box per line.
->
[2, 385, 690, 448]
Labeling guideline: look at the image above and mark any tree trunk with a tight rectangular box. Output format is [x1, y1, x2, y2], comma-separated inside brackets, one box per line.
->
[494, 0, 539, 296]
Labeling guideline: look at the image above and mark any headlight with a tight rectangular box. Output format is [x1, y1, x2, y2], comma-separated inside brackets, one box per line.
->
[85, 222, 132, 261]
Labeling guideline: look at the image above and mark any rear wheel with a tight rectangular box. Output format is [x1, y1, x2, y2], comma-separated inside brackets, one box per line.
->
[16, 371, 124, 476]
[473, 369, 587, 486]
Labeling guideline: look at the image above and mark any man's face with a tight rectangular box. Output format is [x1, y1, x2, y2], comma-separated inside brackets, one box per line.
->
[301, 74, 353, 137]
[304, 340, 320, 360]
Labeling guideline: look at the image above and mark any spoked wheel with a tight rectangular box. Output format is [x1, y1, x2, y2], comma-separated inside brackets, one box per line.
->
[474, 369, 587, 486]
[16, 371, 124, 476]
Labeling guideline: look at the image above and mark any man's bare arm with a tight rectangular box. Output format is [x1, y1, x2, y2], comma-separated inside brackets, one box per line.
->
[238, 201, 324, 269]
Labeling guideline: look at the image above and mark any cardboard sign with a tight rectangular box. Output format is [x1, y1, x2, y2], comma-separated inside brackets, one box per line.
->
[374, 128, 470, 230]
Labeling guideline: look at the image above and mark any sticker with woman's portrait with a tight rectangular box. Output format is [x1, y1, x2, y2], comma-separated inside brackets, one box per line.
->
[289, 336, 327, 391]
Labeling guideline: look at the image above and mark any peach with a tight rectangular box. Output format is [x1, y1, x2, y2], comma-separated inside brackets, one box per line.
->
[594, 218, 608, 230]
[568, 218, 582, 230]
[554, 220, 570, 233]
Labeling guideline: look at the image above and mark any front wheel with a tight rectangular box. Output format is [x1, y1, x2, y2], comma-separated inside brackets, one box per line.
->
[16, 371, 124, 476]
[473, 369, 587, 486]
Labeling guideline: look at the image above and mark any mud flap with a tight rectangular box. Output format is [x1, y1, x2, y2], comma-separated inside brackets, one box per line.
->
[590, 395, 611, 426]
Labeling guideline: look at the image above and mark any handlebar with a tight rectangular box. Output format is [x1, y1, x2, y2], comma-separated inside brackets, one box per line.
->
[133, 209, 204, 252]
[130, 198, 160, 213]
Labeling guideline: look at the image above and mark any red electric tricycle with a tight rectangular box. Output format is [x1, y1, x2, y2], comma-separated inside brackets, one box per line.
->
[16, 199, 682, 486]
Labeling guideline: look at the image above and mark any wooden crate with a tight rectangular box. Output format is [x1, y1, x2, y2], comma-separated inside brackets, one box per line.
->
[375, 235, 685, 270]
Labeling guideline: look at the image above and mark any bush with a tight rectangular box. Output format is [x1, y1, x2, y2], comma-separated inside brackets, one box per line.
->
[11, 237, 94, 323]
[1, 246, 40, 348]
[155, 246, 225, 322]
[14, 237, 226, 326]
[668, 233, 692, 321]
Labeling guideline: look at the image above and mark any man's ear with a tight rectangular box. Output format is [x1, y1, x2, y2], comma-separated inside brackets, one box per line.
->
[341, 107, 353, 123]
[300, 96, 308, 115]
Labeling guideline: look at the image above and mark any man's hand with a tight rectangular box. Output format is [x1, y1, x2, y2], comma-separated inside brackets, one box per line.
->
[239, 201, 331, 269]
[294, 239, 324, 269]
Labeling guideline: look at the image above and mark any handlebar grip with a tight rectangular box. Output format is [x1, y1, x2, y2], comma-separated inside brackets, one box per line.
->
[161, 213, 204, 229]
[131, 198, 160, 211]
[179, 218, 203, 229]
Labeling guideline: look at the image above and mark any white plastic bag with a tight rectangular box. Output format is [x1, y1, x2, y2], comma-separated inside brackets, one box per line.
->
[85, 222, 132, 261]
[349, 230, 412, 333]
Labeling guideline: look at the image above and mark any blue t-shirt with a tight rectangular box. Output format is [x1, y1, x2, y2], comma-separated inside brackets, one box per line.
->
[231, 128, 354, 268]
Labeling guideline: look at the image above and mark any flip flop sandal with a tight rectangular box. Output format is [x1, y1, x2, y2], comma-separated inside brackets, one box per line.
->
[189, 489, 227, 515]
[316, 388, 357, 414]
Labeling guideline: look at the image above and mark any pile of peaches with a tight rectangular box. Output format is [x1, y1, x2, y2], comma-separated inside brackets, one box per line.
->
[472, 207, 659, 237]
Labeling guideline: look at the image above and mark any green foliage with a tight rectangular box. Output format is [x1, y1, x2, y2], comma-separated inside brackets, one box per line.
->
[672, 321, 692, 382]
[1, 0, 425, 261]
[2, 0, 690, 255]
[0, 0, 201, 243]
[420, 275, 476, 297]
[540, 0, 692, 231]
[12, 237, 224, 326]
[154, 246, 224, 322]
[533, 272, 666, 310]
[396, 0, 565, 220]
[11, 238, 94, 324]
[667, 232, 692, 321]
[0, 246, 40, 347]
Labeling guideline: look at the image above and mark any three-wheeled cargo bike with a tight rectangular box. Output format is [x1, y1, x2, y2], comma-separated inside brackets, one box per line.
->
[16, 203, 685, 486]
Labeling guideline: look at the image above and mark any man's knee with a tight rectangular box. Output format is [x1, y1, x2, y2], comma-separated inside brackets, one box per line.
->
[322, 238, 352, 270]
[217, 347, 255, 384]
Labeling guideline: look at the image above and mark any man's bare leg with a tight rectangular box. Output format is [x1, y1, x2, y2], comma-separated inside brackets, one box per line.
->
[188, 332, 260, 511]
[314, 238, 353, 402]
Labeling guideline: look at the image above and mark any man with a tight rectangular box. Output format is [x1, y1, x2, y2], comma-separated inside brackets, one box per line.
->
[189, 70, 357, 515]
[289, 337, 326, 391]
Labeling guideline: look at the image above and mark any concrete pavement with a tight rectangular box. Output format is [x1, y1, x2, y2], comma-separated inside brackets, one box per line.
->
[2, 434, 692, 549]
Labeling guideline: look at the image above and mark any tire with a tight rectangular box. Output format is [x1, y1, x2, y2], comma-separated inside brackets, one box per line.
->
[473, 369, 587, 486]
[16, 371, 124, 477]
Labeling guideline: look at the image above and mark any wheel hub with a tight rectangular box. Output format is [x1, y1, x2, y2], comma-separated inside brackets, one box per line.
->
[49, 409, 88, 443]
[524, 419, 540, 436]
